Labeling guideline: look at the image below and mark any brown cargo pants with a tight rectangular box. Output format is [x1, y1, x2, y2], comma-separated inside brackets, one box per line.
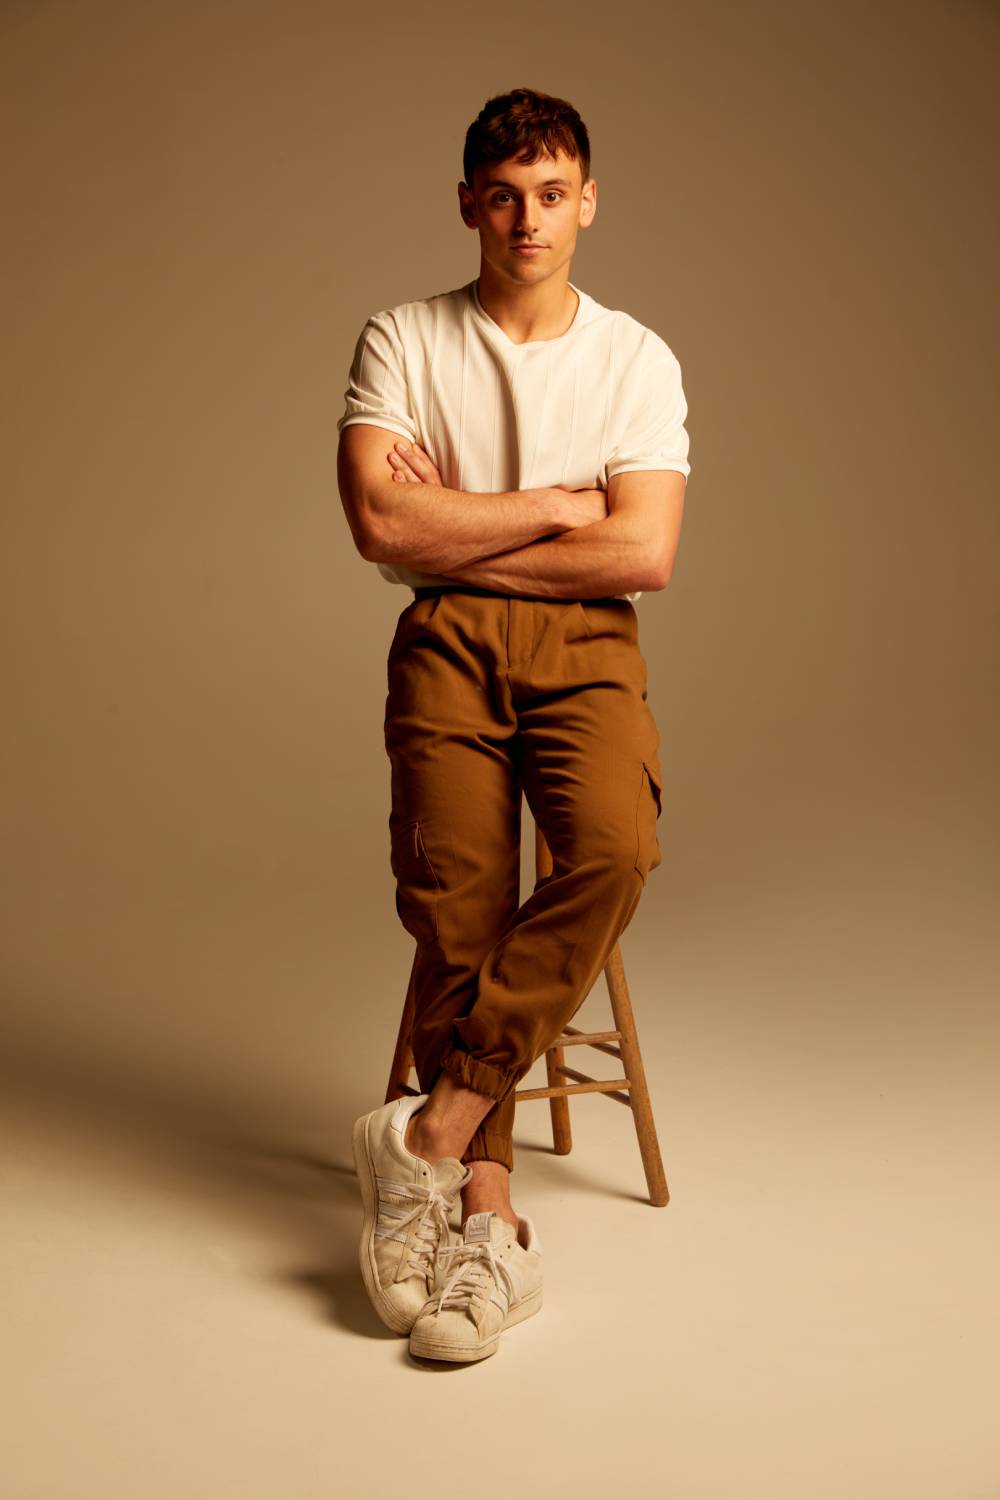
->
[383, 584, 665, 1173]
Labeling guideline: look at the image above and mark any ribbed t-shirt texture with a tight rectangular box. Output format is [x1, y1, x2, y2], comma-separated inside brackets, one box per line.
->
[337, 278, 691, 603]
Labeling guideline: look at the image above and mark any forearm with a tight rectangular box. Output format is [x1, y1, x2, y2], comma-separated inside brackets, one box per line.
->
[435, 512, 660, 599]
[364, 480, 567, 572]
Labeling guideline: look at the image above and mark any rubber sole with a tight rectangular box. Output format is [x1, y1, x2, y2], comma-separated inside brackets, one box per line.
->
[408, 1285, 544, 1363]
[351, 1110, 418, 1336]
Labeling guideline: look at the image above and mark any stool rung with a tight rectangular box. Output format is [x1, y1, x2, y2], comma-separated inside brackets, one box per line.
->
[555, 1026, 623, 1058]
[553, 1062, 632, 1106]
[516, 1074, 632, 1105]
[394, 1065, 632, 1105]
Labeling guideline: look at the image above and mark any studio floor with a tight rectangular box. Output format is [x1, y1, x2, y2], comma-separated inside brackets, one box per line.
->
[3, 929, 997, 1500]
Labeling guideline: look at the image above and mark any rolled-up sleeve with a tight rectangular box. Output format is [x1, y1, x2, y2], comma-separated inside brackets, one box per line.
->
[337, 311, 418, 443]
[606, 339, 691, 480]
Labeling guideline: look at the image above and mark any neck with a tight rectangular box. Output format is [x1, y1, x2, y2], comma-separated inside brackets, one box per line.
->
[475, 267, 579, 345]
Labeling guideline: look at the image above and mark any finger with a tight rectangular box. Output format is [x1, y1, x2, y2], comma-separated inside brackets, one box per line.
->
[416, 450, 443, 485]
[387, 451, 421, 482]
[400, 442, 443, 486]
[394, 440, 436, 476]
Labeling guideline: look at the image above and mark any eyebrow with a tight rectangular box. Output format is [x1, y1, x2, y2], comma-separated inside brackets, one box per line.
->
[482, 177, 573, 190]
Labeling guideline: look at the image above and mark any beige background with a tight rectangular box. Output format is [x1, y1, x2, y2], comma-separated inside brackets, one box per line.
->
[2, 0, 998, 1495]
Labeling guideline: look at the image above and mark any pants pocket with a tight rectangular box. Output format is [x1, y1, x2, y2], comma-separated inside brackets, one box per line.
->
[389, 816, 441, 944]
[386, 593, 446, 673]
[633, 758, 664, 880]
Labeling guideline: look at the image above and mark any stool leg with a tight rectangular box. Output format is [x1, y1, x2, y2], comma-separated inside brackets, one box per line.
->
[605, 943, 670, 1206]
[385, 957, 417, 1104]
[545, 1042, 573, 1154]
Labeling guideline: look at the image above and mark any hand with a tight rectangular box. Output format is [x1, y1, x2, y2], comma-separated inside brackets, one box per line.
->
[550, 485, 609, 528]
[386, 439, 443, 486]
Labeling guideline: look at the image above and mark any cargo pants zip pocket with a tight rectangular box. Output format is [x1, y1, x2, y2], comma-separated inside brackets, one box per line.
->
[633, 758, 664, 881]
[390, 816, 442, 944]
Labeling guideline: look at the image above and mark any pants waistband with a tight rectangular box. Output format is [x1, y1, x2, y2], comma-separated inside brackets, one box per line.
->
[412, 585, 630, 605]
[413, 584, 502, 601]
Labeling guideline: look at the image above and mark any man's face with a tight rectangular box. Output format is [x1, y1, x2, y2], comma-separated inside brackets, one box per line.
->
[459, 151, 595, 287]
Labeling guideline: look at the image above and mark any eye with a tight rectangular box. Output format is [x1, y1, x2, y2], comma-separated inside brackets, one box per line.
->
[491, 190, 564, 205]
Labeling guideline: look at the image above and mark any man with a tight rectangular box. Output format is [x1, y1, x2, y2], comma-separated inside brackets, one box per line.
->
[337, 87, 691, 1364]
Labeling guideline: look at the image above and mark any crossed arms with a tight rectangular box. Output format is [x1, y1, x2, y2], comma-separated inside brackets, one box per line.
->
[336, 423, 685, 599]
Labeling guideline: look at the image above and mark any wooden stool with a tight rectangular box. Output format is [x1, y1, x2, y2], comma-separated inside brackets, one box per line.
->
[384, 817, 670, 1206]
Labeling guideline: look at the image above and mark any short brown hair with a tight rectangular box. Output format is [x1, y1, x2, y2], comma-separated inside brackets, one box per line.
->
[463, 87, 591, 192]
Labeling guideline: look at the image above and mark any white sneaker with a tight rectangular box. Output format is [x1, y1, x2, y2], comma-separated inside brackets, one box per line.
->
[408, 1208, 544, 1363]
[351, 1093, 472, 1335]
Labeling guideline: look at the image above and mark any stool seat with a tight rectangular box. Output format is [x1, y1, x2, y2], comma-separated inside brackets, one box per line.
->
[385, 814, 670, 1206]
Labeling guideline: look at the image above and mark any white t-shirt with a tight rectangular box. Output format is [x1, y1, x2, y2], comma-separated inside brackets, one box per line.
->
[337, 277, 691, 603]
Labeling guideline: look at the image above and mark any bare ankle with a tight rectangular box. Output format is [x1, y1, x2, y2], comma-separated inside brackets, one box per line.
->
[405, 1115, 462, 1166]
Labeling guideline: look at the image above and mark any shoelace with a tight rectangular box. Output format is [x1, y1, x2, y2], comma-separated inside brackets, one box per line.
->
[382, 1182, 454, 1279]
[425, 1239, 517, 1320]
